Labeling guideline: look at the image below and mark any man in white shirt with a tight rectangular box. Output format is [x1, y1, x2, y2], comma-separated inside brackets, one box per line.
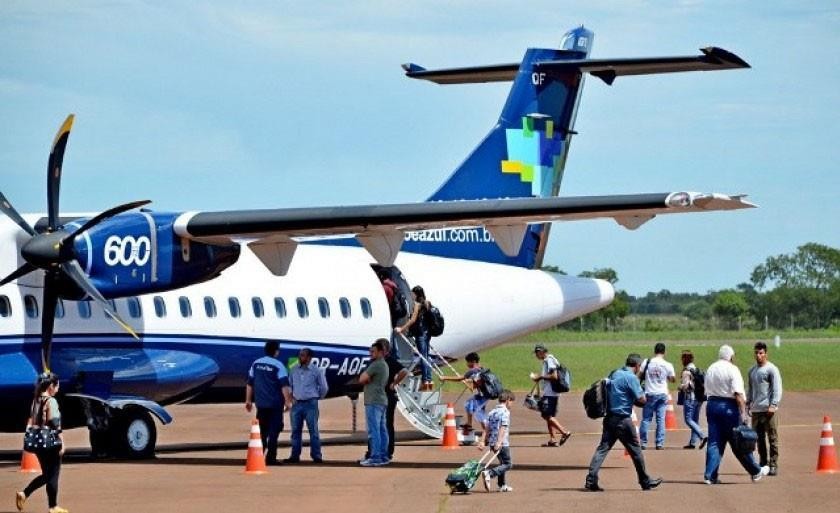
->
[639, 343, 675, 450]
[703, 344, 769, 484]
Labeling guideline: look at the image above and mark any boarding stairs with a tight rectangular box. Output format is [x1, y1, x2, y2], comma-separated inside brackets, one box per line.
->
[393, 332, 475, 442]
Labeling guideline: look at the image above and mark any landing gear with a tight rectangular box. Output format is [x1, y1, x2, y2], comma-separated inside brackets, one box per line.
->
[87, 408, 157, 459]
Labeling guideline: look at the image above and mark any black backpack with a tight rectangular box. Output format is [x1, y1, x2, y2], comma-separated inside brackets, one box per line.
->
[549, 362, 572, 394]
[424, 305, 445, 337]
[690, 367, 706, 402]
[582, 369, 618, 419]
[391, 290, 408, 319]
[478, 369, 503, 399]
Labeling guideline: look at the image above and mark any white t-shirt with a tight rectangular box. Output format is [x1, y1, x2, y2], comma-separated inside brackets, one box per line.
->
[541, 354, 561, 397]
[705, 359, 745, 398]
[642, 355, 675, 395]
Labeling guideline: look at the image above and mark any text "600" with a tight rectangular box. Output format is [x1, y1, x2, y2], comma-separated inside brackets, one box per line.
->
[104, 235, 151, 266]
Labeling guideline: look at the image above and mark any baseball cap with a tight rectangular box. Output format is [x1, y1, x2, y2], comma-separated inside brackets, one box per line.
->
[534, 344, 547, 353]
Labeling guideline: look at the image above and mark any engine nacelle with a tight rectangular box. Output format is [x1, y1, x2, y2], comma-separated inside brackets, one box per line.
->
[63, 211, 240, 299]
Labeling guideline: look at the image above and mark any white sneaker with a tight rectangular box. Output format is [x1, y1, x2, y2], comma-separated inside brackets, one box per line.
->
[499, 485, 514, 492]
[481, 470, 491, 492]
[752, 465, 770, 482]
[359, 458, 375, 467]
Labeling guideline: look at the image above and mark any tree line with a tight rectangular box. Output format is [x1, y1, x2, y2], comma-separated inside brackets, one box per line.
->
[543, 243, 840, 331]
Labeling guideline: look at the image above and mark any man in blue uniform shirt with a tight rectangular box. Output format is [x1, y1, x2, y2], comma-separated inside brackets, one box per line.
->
[585, 353, 663, 492]
[245, 340, 292, 465]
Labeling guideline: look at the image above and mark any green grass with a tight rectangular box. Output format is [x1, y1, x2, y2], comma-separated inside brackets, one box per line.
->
[436, 334, 840, 393]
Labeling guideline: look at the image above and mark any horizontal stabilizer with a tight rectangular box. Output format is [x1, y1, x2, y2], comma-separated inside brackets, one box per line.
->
[404, 47, 749, 85]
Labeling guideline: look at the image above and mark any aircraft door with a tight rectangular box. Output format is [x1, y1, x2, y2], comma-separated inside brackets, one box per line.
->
[370, 264, 413, 329]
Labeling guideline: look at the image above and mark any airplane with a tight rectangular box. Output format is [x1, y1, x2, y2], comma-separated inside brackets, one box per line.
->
[0, 26, 752, 458]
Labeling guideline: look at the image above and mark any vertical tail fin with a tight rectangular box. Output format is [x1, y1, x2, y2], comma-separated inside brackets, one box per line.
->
[403, 27, 594, 268]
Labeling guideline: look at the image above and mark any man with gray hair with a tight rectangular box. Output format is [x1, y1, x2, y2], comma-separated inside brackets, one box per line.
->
[285, 347, 329, 463]
[747, 341, 783, 476]
[703, 344, 769, 484]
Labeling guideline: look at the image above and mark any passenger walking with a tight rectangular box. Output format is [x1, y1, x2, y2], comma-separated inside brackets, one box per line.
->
[358, 339, 390, 466]
[747, 341, 783, 476]
[679, 350, 707, 449]
[703, 344, 770, 484]
[531, 344, 572, 447]
[395, 285, 434, 391]
[440, 352, 489, 434]
[478, 389, 516, 492]
[639, 343, 676, 449]
[584, 354, 663, 492]
[17, 372, 69, 513]
[245, 340, 292, 466]
[285, 348, 328, 463]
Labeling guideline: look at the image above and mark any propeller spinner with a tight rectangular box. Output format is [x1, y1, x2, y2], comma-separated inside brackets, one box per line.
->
[0, 115, 149, 371]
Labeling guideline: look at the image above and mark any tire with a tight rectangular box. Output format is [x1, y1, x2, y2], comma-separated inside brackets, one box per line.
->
[113, 409, 157, 459]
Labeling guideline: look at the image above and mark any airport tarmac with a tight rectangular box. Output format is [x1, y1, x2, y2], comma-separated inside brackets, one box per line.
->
[2, 391, 839, 513]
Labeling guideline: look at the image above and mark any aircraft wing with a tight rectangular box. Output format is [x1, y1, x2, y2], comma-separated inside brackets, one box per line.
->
[173, 192, 755, 274]
[403, 47, 749, 85]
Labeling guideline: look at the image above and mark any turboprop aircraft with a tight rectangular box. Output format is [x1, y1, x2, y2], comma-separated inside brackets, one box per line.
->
[0, 26, 752, 458]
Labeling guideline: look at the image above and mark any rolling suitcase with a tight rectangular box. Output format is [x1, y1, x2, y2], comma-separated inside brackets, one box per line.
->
[445, 449, 499, 494]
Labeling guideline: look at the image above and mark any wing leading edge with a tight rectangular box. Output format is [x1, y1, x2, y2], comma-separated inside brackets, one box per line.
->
[173, 192, 755, 274]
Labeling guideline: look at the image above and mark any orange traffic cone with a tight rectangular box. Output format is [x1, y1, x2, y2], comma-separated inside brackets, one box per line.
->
[817, 415, 839, 474]
[665, 393, 678, 430]
[20, 451, 40, 473]
[244, 419, 268, 475]
[441, 403, 459, 449]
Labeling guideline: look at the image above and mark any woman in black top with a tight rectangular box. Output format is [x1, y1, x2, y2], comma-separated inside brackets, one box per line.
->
[395, 285, 434, 390]
[17, 372, 68, 513]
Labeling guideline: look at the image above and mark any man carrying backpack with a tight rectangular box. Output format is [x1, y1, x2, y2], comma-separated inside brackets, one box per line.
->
[679, 350, 708, 449]
[585, 353, 663, 492]
[531, 344, 572, 447]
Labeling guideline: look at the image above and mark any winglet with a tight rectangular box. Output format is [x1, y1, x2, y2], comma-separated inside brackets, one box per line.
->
[401, 63, 426, 73]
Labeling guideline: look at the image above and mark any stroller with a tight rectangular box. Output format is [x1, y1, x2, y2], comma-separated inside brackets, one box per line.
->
[445, 449, 499, 494]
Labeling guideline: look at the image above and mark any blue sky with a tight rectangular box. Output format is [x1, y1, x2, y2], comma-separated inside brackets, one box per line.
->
[1, 1, 838, 296]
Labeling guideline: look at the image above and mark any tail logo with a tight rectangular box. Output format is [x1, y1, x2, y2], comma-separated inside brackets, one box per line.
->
[501, 115, 564, 197]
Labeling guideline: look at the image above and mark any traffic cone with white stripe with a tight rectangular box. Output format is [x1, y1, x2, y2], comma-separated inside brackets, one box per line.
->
[245, 419, 268, 475]
[19, 451, 40, 473]
[665, 393, 678, 430]
[817, 415, 839, 474]
[441, 403, 459, 449]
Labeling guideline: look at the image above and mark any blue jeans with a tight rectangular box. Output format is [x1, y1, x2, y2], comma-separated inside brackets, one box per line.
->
[640, 393, 667, 447]
[415, 333, 432, 383]
[290, 399, 322, 460]
[704, 397, 761, 481]
[683, 399, 706, 446]
[486, 446, 513, 487]
[365, 403, 389, 462]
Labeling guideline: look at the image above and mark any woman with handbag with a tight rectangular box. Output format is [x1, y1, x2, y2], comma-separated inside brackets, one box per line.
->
[16, 372, 69, 513]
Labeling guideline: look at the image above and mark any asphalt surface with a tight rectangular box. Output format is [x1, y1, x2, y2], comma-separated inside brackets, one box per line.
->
[2, 391, 839, 513]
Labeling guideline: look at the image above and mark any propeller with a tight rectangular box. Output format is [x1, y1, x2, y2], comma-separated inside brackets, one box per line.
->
[0, 114, 150, 372]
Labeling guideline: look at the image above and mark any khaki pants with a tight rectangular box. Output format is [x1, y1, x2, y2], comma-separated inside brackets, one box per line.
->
[751, 411, 779, 468]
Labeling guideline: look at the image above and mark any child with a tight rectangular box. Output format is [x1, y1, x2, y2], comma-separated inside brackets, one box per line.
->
[477, 389, 515, 492]
[440, 352, 488, 433]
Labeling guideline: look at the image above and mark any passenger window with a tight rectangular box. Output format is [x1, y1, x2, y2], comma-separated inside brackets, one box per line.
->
[24, 295, 38, 318]
[0, 295, 10, 318]
[296, 297, 309, 318]
[360, 298, 372, 319]
[339, 297, 351, 319]
[179, 296, 192, 318]
[318, 297, 330, 318]
[55, 299, 65, 319]
[252, 297, 264, 318]
[204, 297, 217, 318]
[274, 297, 287, 318]
[78, 300, 92, 319]
[153, 296, 167, 318]
[127, 297, 142, 318]
[229, 297, 241, 318]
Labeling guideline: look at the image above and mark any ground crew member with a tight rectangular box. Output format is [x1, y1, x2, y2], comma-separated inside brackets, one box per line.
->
[245, 340, 292, 466]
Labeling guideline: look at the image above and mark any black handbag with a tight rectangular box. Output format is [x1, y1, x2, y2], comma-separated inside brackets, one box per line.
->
[23, 397, 62, 454]
[732, 424, 758, 456]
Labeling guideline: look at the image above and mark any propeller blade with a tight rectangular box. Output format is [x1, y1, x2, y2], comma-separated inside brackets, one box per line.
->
[60, 260, 139, 340]
[64, 199, 151, 245]
[47, 114, 75, 231]
[0, 192, 36, 236]
[40, 273, 59, 372]
[0, 262, 37, 287]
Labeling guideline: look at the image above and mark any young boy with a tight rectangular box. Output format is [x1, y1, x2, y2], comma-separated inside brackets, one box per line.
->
[440, 352, 488, 433]
[477, 389, 515, 492]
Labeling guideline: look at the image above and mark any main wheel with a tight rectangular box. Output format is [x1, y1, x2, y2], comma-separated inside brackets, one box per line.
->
[113, 409, 157, 459]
